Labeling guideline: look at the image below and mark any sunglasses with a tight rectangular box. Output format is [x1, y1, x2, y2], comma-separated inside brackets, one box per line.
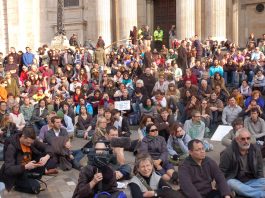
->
[150, 128, 158, 132]
[240, 137, 251, 141]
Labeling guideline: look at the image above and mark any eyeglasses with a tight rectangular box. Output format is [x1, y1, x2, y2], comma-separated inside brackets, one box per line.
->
[240, 137, 251, 141]
[150, 128, 158, 132]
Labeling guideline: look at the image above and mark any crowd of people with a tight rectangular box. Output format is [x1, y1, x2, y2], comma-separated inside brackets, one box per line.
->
[0, 26, 264, 197]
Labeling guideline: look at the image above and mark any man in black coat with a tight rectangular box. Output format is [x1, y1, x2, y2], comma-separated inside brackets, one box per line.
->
[139, 67, 156, 98]
[0, 127, 53, 193]
[177, 40, 188, 72]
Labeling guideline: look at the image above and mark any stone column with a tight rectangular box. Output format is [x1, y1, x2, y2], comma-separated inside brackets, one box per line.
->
[146, 0, 154, 33]
[0, 0, 8, 54]
[195, 0, 202, 38]
[232, 0, 239, 45]
[116, 0, 137, 42]
[95, 0, 112, 47]
[204, 0, 226, 41]
[176, 0, 195, 40]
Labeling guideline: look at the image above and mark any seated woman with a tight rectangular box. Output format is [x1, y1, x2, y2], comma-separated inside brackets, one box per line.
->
[138, 124, 178, 183]
[104, 108, 114, 128]
[92, 117, 107, 144]
[0, 114, 18, 143]
[253, 70, 265, 94]
[129, 153, 178, 198]
[239, 79, 252, 99]
[138, 115, 155, 141]
[167, 123, 191, 163]
[245, 90, 265, 109]
[9, 103, 26, 131]
[151, 90, 167, 108]
[76, 105, 93, 139]
[140, 98, 157, 118]
[165, 83, 180, 113]
[199, 98, 212, 128]
[211, 72, 230, 96]
[50, 136, 82, 171]
[185, 95, 201, 119]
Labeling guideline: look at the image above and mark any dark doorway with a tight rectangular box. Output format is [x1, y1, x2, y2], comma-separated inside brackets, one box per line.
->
[154, 0, 176, 48]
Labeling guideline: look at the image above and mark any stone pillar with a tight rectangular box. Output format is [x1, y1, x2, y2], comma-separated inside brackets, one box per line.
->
[176, 0, 195, 40]
[0, 0, 8, 54]
[116, 0, 137, 42]
[232, 0, 239, 45]
[146, 0, 154, 33]
[204, 0, 226, 41]
[95, 0, 112, 47]
[195, 0, 202, 38]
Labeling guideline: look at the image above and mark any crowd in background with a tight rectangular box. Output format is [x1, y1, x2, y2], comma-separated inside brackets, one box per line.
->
[0, 26, 265, 197]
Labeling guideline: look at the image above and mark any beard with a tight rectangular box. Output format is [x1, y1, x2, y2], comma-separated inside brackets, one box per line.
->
[238, 142, 250, 150]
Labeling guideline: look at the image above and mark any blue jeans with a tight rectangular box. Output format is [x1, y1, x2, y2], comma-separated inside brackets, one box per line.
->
[224, 71, 238, 87]
[227, 178, 265, 197]
[72, 149, 85, 162]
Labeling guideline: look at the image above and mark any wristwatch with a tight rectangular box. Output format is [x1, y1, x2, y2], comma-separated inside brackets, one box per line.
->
[154, 191, 158, 197]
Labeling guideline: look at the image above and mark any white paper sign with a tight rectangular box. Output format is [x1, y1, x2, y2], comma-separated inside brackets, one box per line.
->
[114, 100, 131, 111]
[211, 125, 233, 141]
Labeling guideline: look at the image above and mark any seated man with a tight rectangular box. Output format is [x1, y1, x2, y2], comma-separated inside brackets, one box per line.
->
[104, 126, 131, 180]
[0, 127, 54, 194]
[112, 109, 131, 137]
[179, 139, 231, 198]
[155, 107, 175, 142]
[38, 111, 57, 142]
[31, 99, 49, 135]
[184, 110, 205, 141]
[73, 140, 124, 198]
[44, 116, 68, 145]
[222, 96, 242, 125]
[244, 108, 265, 141]
[219, 128, 265, 197]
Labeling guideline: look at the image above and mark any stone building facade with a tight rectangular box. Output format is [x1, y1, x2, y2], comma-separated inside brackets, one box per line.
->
[0, 0, 264, 54]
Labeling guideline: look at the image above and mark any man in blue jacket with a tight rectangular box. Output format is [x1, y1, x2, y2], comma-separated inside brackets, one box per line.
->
[22, 47, 34, 67]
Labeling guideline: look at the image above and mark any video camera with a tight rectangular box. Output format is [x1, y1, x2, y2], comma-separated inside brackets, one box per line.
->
[82, 137, 131, 169]
[81, 137, 131, 155]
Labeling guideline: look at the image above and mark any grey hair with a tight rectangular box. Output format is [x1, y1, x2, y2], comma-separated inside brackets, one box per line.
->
[133, 153, 154, 174]
[235, 127, 250, 138]
[136, 79, 144, 86]
[201, 79, 207, 84]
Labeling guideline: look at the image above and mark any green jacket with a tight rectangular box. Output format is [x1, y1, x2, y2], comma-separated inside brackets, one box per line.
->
[154, 30, 163, 41]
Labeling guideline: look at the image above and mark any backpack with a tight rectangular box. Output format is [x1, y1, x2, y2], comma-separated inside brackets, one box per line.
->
[94, 191, 127, 198]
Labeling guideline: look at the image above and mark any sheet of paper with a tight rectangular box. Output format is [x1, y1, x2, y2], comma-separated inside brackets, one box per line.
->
[211, 125, 233, 141]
